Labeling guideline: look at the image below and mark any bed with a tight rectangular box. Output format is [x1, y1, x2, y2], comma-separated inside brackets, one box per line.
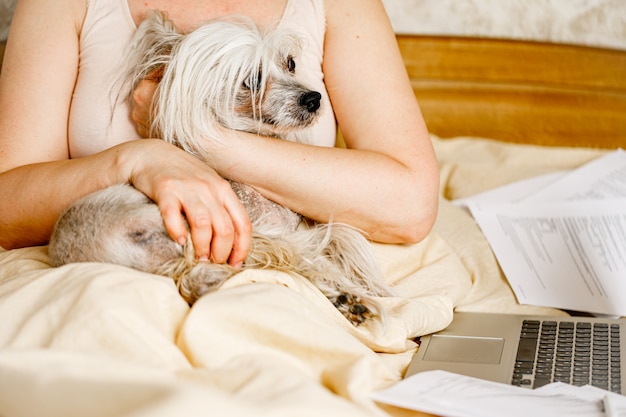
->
[1, 2, 625, 416]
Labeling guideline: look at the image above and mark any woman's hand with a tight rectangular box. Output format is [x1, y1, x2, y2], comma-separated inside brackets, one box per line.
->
[121, 139, 252, 267]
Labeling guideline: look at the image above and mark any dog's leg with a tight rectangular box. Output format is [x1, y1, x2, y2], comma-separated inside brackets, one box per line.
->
[49, 184, 182, 273]
[244, 222, 392, 326]
[303, 223, 394, 326]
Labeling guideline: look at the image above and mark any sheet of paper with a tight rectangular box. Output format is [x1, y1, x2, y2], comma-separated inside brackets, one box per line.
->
[523, 149, 626, 202]
[467, 199, 626, 315]
[371, 370, 606, 417]
[453, 171, 566, 207]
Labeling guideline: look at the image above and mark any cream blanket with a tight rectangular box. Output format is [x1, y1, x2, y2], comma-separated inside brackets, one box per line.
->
[0, 136, 609, 417]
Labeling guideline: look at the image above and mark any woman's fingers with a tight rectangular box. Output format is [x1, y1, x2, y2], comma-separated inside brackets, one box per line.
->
[160, 197, 191, 247]
[225, 199, 253, 268]
[199, 208, 235, 264]
[157, 176, 251, 265]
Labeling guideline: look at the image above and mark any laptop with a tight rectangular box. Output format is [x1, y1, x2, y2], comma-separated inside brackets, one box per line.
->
[405, 312, 625, 395]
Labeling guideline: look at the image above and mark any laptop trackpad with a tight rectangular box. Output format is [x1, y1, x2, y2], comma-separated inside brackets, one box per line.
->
[422, 335, 505, 365]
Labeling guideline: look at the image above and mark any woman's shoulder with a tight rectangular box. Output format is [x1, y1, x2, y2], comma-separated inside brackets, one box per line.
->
[8, 0, 87, 33]
[323, 0, 391, 31]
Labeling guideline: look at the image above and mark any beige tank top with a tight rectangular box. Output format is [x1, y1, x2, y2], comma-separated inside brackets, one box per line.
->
[68, 0, 336, 158]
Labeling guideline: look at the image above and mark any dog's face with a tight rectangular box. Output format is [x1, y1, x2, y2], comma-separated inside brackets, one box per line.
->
[127, 11, 322, 158]
[235, 52, 322, 137]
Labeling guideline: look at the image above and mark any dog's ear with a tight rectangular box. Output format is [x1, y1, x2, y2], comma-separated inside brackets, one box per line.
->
[127, 10, 183, 88]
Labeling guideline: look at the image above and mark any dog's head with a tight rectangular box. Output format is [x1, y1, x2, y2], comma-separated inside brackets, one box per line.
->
[125, 10, 322, 160]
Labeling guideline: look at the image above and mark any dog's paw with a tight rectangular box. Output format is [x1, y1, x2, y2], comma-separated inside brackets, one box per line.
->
[167, 262, 237, 305]
[331, 293, 374, 326]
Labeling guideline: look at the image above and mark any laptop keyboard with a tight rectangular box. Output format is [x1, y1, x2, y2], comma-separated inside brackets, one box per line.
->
[511, 319, 622, 393]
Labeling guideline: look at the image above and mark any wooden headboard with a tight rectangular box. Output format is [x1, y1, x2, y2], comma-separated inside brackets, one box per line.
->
[399, 36, 626, 149]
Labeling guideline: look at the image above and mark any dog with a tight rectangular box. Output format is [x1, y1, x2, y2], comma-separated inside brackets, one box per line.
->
[48, 10, 394, 326]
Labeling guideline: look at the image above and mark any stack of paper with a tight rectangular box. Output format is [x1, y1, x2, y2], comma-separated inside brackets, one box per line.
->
[455, 149, 626, 316]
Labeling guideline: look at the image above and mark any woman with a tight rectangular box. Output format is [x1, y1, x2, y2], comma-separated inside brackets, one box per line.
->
[0, 0, 439, 268]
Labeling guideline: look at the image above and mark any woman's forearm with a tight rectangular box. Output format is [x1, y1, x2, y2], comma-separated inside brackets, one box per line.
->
[0, 149, 123, 249]
[214, 131, 439, 244]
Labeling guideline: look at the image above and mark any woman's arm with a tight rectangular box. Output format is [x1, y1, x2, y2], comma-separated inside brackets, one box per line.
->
[0, 0, 251, 265]
[212, 0, 439, 243]
[0, 0, 86, 247]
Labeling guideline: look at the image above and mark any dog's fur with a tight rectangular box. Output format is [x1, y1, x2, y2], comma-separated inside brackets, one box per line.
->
[48, 10, 393, 326]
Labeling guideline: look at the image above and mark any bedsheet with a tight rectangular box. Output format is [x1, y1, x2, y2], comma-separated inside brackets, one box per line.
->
[0, 136, 610, 416]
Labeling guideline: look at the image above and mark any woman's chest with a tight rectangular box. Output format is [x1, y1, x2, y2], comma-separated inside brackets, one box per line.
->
[126, 0, 288, 31]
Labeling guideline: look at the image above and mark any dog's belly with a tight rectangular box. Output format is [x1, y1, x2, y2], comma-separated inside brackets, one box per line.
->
[48, 184, 182, 273]
[228, 181, 301, 232]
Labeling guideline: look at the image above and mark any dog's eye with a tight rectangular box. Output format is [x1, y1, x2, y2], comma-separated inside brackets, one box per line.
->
[243, 71, 262, 91]
[286, 56, 296, 74]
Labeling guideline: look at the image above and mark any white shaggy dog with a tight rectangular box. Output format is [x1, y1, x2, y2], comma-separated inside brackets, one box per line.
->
[48, 10, 394, 326]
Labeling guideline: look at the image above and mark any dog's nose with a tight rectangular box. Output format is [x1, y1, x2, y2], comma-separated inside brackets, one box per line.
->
[300, 91, 322, 113]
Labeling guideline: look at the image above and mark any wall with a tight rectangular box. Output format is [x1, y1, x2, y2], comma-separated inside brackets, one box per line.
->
[0, 0, 16, 41]
[381, 0, 626, 50]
